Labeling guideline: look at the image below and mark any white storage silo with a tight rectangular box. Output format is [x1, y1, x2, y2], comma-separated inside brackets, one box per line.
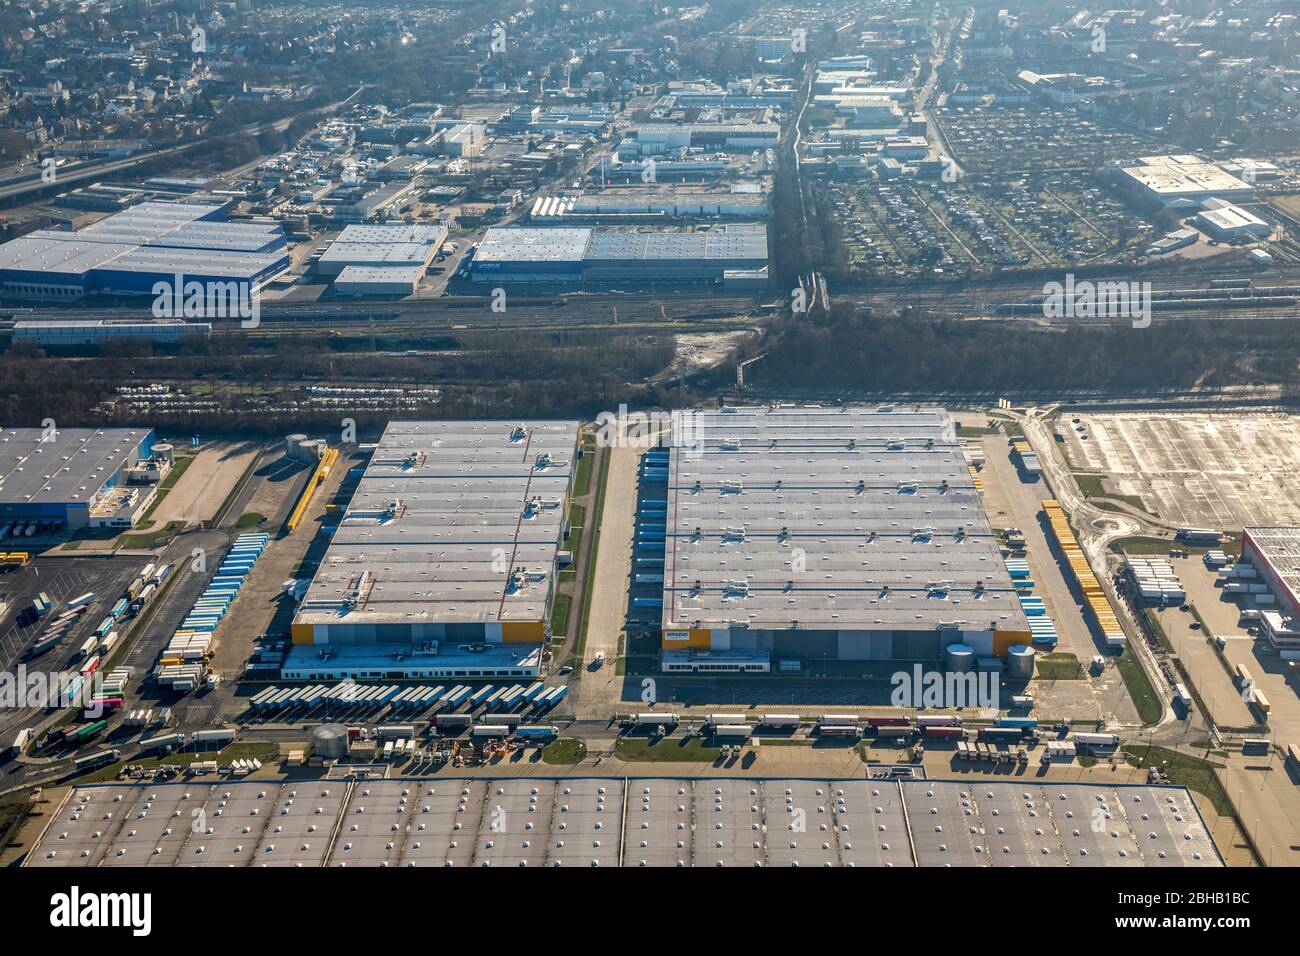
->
[1006, 644, 1035, 681]
[944, 643, 975, 673]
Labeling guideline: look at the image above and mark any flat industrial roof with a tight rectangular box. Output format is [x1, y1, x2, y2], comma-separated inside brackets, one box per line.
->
[1120, 157, 1252, 198]
[293, 420, 580, 628]
[318, 242, 435, 267]
[334, 223, 448, 245]
[476, 227, 592, 263]
[1245, 527, 1300, 599]
[585, 226, 768, 261]
[661, 406, 1027, 632]
[0, 426, 151, 507]
[27, 778, 1220, 868]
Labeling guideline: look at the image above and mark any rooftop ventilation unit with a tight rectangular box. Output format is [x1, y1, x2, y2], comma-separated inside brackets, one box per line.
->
[385, 498, 402, 518]
[926, 581, 953, 597]
[720, 480, 743, 495]
[887, 438, 906, 451]
[509, 425, 528, 443]
[723, 580, 750, 599]
[911, 527, 934, 542]
[721, 527, 747, 543]
[721, 438, 742, 451]
[897, 482, 918, 495]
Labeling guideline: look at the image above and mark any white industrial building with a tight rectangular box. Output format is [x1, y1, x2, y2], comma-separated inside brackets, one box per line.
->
[1116, 155, 1254, 208]
[317, 223, 447, 280]
[1193, 200, 1271, 241]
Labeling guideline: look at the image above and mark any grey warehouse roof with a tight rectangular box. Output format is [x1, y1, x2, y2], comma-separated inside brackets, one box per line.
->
[0, 426, 151, 507]
[26, 778, 1220, 868]
[662, 405, 1028, 632]
[294, 420, 580, 627]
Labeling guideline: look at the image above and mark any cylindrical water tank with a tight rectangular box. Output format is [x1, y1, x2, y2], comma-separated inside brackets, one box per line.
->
[944, 643, 975, 673]
[1006, 644, 1035, 681]
[153, 443, 174, 463]
[311, 723, 349, 760]
[285, 434, 307, 458]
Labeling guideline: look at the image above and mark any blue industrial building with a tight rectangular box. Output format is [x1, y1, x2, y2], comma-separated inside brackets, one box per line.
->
[0, 200, 289, 301]
[0, 426, 159, 531]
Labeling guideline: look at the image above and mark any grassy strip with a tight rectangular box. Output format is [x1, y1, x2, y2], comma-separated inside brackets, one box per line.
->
[1074, 473, 1147, 511]
[235, 511, 265, 529]
[569, 448, 611, 667]
[572, 446, 594, 497]
[1035, 652, 1084, 680]
[75, 742, 280, 784]
[1115, 647, 1162, 724]
[541, 738, 587, 764]
[1121, 745, 1233, 817]
[550, 593, 571, 640]
[616, 737, 722, 763]
[0, 792, 34, 852]
[116, 521, 186, 551]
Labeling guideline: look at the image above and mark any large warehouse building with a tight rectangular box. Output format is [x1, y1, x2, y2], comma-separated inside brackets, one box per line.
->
[1115, 155, 1254, 209]
[654, 406, 1030, 673]
[469, 224, 768, 285]
[0, 425, 158, 531]
[1241, 527, 1300, 652]
[0, 200, 289, 300]
[284, 419, 580, 680]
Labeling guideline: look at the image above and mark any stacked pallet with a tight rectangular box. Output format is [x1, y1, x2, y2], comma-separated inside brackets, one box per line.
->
[1042, 499, 1126, 647]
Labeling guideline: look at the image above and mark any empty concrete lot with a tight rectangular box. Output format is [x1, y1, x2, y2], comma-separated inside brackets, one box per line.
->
[26, 777, 1220, 867]
[1061, 412, 1300, 528]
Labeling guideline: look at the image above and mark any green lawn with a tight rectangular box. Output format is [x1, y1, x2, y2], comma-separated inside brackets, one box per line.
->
[1035, 652, 1084, 681]
[0, 792, 34, 853]
[550, 593, 571, 639]
[1145, 608, 1175, 653]
[541, 738, 587, 764]
[572, 447, 594, 497]
[616, 737, 722, 763]
[1074, 474, 1147, 511]
[116, 521, 186, 550]
[235, 511, 265, 529]
[76, 742, 281, 784]
[1116, 648, 1162, 724]
[1122, 745, 1233, 816]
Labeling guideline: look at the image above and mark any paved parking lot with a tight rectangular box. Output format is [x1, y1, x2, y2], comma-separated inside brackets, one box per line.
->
[1061, 412, 1300, 528]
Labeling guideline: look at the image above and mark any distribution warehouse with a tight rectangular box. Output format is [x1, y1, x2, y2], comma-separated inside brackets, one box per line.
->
[0, 200, 289, 300]
[469, 224, 768, 285]
[0, 425, 159, 530]
[652, 405, 1030, 673]
[284, 420, 581, 680]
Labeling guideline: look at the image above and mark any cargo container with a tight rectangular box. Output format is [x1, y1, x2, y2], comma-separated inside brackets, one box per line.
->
[994, 717, 1038, 729]
[923, 725, 964, 740]
[79, 656, 101, 677]
[73, 749, 120, 772]
[190, 728, 236, 747]
[1253, 690, 1270, 717]
[1073, 732, 1120, 748]
[1009, 695, 1035, 709]
[712, 724, 755, 738]
[520, 681, 546, 704]
[1242, 738, 1270, 756]
[916, 715, 961, 727]
[816, 724, 859, 739]
[470, 724, 512, 739]
[26, 633, 63, 659]
[67, 592, 96, 610]
[68, 719, 108, 743]
[708, 713, 747, 726]
[375, 724, 415, 740]
[515, 725, 559, 741]
[435, 714, 473, 731]
[977, 726, 1026, 742]
[866, 715, 912, 728]
[817, 714, 858, 727]
[77, 635, 99, 658]
[634, 712, 679, 727]
[758, 714, 801, 728]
